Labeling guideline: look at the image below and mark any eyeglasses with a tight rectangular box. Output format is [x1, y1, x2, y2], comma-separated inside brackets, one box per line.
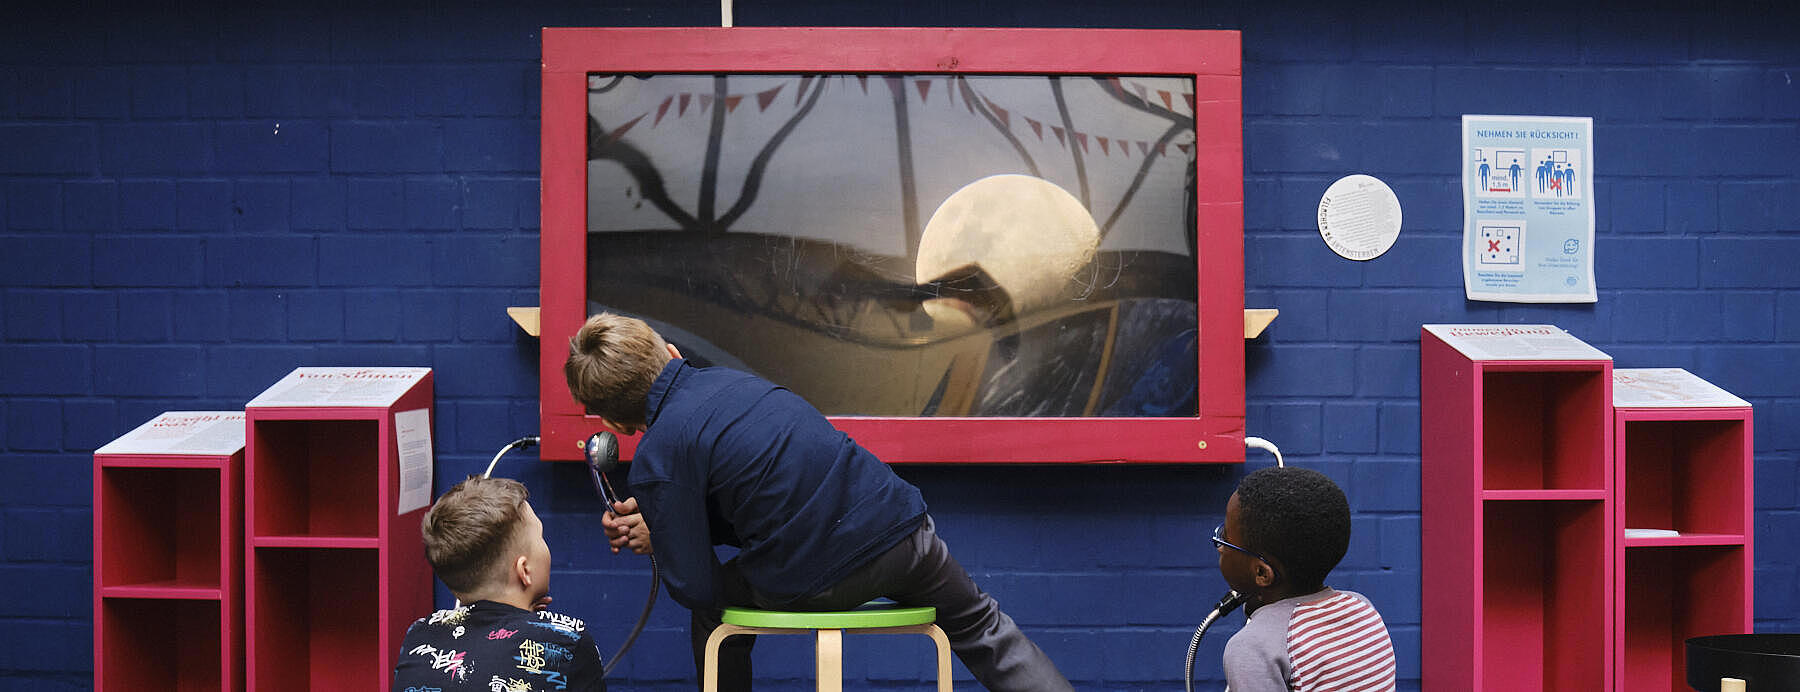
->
[1213, 524, 1279, 580]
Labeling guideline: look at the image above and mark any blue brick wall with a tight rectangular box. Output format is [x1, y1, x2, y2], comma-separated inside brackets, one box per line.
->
[3, 2, 1798, 690]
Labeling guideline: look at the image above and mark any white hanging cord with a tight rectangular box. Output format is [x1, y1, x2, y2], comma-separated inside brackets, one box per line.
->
[1244, 436, 1284, 467]
[721, 0, 733, 27]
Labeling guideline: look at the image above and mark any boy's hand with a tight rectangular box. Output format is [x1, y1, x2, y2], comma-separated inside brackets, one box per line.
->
[601, 497, 654, 555]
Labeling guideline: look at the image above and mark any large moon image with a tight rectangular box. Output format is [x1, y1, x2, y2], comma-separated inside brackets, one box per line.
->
[915, 174, 1101, 314]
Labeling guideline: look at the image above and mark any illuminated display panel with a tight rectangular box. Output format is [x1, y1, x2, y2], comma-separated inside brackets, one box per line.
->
[541, 28, 1243, 463]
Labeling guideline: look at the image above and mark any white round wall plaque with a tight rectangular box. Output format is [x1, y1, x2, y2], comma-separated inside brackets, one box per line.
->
[1316, 174, 1402, 261]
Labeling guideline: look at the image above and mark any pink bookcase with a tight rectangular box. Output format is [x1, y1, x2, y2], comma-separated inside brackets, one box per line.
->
[244, 368, 434, 690]
[1613, 368, 1754, 691]
[1421, 326, 1614, 691]
[93, 411, 246, 691]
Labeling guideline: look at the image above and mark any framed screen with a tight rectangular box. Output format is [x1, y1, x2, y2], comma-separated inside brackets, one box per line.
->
[540, 27, 1243, 463]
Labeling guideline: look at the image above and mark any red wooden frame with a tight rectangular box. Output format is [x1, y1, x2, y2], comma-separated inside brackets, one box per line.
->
[539, 27, 1244, 463]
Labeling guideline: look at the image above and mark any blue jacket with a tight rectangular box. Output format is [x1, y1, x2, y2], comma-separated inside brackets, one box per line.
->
[629, 359, 927, 610]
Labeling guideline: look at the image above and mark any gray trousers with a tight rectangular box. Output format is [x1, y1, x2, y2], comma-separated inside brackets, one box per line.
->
[691, 515, 1074, 692]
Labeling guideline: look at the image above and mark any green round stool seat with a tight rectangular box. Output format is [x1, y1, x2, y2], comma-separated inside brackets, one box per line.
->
[703, 602, 952, 692]
[721, 605, 937, 629]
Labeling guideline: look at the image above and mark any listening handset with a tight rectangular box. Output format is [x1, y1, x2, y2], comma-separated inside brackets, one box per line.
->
[583, 430, 623, 511]
[1185, 589, 1247, 692]
[581, 431, 659, 678]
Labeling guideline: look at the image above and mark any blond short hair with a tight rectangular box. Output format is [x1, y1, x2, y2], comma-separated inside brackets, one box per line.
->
[421, 476, 530, 594]
[563, 312, 669, 428]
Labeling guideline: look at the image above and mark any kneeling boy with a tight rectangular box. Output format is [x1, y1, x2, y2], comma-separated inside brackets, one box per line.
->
[393, 476, 607, 691]
[1216, 466, 1396, 692]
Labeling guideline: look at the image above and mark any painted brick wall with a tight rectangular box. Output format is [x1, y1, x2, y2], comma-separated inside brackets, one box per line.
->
[2, 2, 1797, 690]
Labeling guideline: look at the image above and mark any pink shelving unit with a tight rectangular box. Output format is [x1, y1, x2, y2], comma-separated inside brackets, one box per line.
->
[1613, 368, 1754, 692]
[244, 367, 434, 690]
[1421, 325, 1615, 692]
[93, 412, 247, 691]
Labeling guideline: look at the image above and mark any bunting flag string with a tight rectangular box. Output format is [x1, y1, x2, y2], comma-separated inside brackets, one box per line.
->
[603, 75, 1196, 161]
[796, 75, 815, 105]
[653, 96, 673, 127]
[601, 113, 647, 147]
[755, 84, 784, 111]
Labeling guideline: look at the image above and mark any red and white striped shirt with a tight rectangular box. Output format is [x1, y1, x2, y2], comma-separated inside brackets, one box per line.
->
[1224, 589, 1397, 692]
[1287, 591, 1396, 691]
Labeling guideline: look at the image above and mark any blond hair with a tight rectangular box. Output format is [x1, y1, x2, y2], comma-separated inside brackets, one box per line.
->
[421, 476, 530, 594]
[563, 312, 670, 428]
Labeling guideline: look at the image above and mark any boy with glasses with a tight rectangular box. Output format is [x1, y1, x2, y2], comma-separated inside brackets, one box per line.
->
[1215, 466, 1396, 692]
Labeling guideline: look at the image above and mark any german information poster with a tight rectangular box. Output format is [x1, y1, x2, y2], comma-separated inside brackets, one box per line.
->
[1461, 115, 1595, 302]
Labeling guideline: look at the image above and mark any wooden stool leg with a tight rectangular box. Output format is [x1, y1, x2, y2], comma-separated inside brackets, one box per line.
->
[926, 624, 952, 692]
[815, 628, 843, 692]
[703, 624, 748, 692]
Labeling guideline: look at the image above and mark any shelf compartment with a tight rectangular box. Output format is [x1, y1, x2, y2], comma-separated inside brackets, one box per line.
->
[249, 548, 381, 691]
[100, 584, 223, 600]
[98, 598, 224, 691]
[1621, 545, 1750, 692]
[1481, 368, 1608, 492]
[1483, 489, 1607, 502]
[250, 535, 382, 550]
[1621, 418, 1749, 537]
[1623, 533, 1746, 548]
[97, 467, 222, 591]
[249, 419, 380, 540]
[1482, 500, 1609, 691]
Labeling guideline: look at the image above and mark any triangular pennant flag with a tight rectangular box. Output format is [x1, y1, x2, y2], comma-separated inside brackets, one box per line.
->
[603, 113, 648, 146]
[884, 75, 905, 99]
[796, 76, 815, 105]
[945, 76, 957, 105]
[1176, 143, 1192, 154]
[1120, 138, 1131, 158]
[1138, 141, 1150, 155]
[698, 94, 713, 113]
[1159, 90, 1173, 110]
[653, 96, 673, 127]
[1098, 136, 1111, 156]
[1183, 93, 1195, 111]
[959, 79, 978, 115]
[1106, 77, 1126, 98]
[989, 103, 1010, 130]
[756, 84, 784, 111]
[1134, 83, 1149, 103]
[914, 79, 931, 103]
[856, 75, 869, 94]
[724, 95, 743, 113]
[1074, 132, 1089, 153]
[1052, 126, 1066, 146]
[678, 94, 691, 118]
[1155, 142, 1168, 156]
[1026, 117, 1043, 140]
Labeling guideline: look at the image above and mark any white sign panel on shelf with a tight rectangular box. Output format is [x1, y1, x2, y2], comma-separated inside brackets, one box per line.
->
[394, 408, 434, 515]
[1613, 368, 1751, 409]
[1461, 115, 1596, 303]
[96, 411, 246, 456]
[247, 367, 431, 407]
[1423, 324, 1611, 361]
